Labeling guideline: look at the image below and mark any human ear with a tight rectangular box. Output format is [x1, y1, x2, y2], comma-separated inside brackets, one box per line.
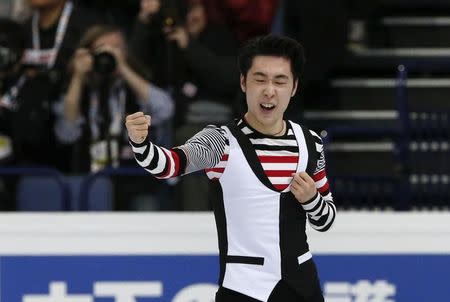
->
[240, 74, 246, 93]
[292, 79, 299, 97]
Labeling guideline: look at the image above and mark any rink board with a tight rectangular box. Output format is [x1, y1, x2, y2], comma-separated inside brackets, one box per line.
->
[0, 212, 448, 301]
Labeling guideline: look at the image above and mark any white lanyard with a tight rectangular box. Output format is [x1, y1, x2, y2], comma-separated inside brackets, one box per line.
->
[0, 75, 27, 111]
[29, 1, 73, 68]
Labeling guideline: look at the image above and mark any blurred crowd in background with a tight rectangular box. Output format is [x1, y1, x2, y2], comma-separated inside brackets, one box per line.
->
[1, 0, 448, 212]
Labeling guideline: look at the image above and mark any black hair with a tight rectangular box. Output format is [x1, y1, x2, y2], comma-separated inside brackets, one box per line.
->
[238, 34, 305, 83]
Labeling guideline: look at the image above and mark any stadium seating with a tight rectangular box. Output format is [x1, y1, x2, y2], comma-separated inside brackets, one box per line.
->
[303, 1, 450, 210]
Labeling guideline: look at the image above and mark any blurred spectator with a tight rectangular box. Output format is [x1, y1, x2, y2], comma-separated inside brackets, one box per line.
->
[0, 17, 26, 210]
[130, 0, 239, 210]
[210, 0, 280, 44]
[131, 0, 238, 122]
[54, 25, 174, 209]
[0, 0, 11, 17]
[344, 1, 376, 51]
[0, 17, 26, 162]
[343, 1, 387, 52]
[0, 0, 31, 20]
[77, 0, 141, 34]
[0, 0, 101, 171]
[22, 0, 99, 71]
[130, 0, 187, 90]
[11, 0, 32, 22]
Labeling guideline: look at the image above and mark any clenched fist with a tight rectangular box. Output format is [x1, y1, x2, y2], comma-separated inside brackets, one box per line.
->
[125, 112, 151, 143]
[290, 172, 318, 204]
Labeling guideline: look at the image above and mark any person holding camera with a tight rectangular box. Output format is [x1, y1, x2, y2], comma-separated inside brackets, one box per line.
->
[7, 0, 101, 172]
[55, 24, 174, 209]
[0, 17, 27, 210]
[0, 18, 26, 161]
[130, 0, 239, 120]
[131, 0, 239, 211]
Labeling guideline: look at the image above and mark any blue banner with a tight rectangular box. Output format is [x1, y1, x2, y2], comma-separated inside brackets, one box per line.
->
[315, 255, 450, 302]
[1, 255, 448, 301]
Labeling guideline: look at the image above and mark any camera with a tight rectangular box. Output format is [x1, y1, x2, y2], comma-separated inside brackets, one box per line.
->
[163, 15, 177, 28]
[156, 0, 187, 31]
[93, 51, 116, 75]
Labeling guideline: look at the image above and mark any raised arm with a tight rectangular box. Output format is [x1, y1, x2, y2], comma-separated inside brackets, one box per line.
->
[125, 112, 227, 179]
[54, 48, 91, 144]
[63, 48, 92, 123]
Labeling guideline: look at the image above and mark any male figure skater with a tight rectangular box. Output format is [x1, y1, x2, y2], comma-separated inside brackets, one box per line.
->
[125, 34, 336, 302]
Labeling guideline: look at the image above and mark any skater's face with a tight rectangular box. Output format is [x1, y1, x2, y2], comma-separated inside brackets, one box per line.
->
[241, 55, 298, 134]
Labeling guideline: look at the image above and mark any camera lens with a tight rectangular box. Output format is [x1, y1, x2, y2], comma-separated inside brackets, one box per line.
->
[93, 51, 116, 75]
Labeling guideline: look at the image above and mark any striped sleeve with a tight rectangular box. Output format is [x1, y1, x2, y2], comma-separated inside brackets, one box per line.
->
[178, 126, 228, 174]
[129, 125, 227, 179]
[302, 130, 336, 232]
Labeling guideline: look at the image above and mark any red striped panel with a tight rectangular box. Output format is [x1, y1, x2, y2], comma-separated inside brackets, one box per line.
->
[318, 182, 330, 193]
[171, 150, 180, 176]
[206, 167, 225, 173]
[265, 170, 295, 177]
[258, 155, 299, 163]
[274, 184, 289, 191]
[205, 154, 299, 189]
[159, 148, 172, 178]
[313, 169, 326, 181]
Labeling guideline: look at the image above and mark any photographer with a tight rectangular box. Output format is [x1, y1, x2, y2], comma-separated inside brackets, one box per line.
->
[131, 0, 239, 210]
[55, 24, 174, 209]
[0, 17, 26, 210]
[0, 18, 25, 163]
[1, 15, 61, 168]
[130, 0, 187, 89]
[8, 0, 101, 171]
[130, 0, 238, 122]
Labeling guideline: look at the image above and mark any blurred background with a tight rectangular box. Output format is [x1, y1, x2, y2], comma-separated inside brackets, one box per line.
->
[0, 1, 449, 301]
[1, 0, 449, 212]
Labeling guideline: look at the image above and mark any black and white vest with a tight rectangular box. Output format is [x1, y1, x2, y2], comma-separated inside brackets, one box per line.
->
[211, 120, 322, 301]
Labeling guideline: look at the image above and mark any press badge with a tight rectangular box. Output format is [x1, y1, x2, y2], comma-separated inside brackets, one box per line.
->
[22, 48, 57, 67]
[0, 135, 12, 161]
[90, 140, 119, 172]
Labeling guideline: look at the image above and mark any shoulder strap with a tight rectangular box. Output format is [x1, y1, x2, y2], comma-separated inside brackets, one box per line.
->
[299, 125, 318, 176]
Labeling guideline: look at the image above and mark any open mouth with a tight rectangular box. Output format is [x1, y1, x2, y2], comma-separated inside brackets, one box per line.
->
[260, 103, 276, 112]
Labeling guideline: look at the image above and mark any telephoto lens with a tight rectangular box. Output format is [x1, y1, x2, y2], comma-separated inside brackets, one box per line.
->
[93, 51, 116, 75]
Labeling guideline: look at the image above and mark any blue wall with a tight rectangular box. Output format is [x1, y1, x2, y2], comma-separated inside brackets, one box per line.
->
[1, 254, 449, 301]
